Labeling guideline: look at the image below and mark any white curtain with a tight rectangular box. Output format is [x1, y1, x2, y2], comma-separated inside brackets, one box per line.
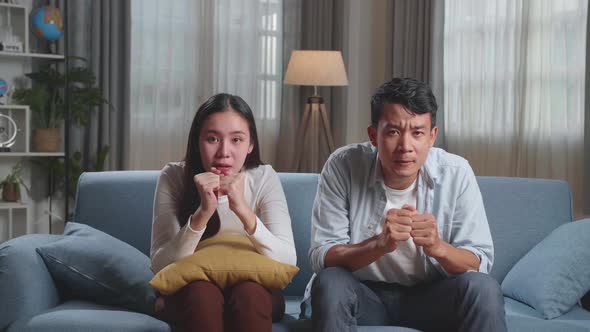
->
[129, 0, 283, 170]
[444, 0, 587, 215]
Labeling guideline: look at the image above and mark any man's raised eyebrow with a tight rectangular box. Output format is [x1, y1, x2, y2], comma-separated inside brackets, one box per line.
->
[383, 122, 401, 129]
[382, 123, 426, 130]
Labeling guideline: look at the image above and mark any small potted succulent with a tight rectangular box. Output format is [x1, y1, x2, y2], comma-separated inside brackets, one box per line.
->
[0, 160, 30, 202]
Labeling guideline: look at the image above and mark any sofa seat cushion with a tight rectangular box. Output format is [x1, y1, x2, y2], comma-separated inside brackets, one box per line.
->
[7, 300, 170, 332]
[284, 295, 304, 320]
[505, 297, 590, 332]
[278, 296, 422, 331]
[272, 319, 421, 332]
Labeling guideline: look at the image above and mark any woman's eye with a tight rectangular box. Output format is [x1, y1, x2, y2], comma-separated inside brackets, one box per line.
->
[233, 137, 244, 143]
[206, 137, 219, 143]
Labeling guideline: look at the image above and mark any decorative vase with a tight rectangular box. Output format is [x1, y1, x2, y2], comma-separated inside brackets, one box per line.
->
[1, 182, 20, 202]
[33, 128, 61, 152]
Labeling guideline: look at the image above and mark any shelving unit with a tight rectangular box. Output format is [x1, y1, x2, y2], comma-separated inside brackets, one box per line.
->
[0, 202, 28, 238]
[0, 105, 65, 155]
[0, 51, 64, 59]
[0, 2, 66, 241]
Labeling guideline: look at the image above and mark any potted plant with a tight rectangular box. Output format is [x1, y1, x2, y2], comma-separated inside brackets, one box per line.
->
[12, 57, 111, 152]
[0, 160, 31, 202]
[33, 144, 109, 199]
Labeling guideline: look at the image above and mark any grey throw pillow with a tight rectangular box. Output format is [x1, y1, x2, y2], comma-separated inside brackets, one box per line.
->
[36, 222, 156, 315]
[502, 219, 590, 319]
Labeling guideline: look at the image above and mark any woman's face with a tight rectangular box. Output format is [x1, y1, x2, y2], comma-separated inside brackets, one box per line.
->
[198, 109, 254, 175]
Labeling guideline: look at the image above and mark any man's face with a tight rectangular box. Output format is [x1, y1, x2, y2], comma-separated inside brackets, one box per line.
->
[368, 102, 437, 190]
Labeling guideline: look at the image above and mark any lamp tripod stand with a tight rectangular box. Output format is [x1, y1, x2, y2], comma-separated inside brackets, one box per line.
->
[292, 88, 335, 171]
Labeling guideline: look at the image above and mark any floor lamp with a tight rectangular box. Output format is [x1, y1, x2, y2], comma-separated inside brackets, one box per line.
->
[284, 50, 348, 172]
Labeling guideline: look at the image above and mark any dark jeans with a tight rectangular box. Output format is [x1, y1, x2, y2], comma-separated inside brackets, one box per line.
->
[156, 280, 285, 332]
[311, 267, 507, 332]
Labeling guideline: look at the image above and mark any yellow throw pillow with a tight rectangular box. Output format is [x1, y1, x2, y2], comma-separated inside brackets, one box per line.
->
[150, 233, 299, 295]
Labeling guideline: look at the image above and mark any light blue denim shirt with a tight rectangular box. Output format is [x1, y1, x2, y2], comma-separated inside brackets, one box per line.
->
[309, 142, 494, 280]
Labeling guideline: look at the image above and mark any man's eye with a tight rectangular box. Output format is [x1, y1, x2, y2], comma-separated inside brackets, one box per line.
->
[414, 131, 424, 136]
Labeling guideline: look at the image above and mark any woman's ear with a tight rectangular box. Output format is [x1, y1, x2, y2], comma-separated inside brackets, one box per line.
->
[248, 143, 254, 154]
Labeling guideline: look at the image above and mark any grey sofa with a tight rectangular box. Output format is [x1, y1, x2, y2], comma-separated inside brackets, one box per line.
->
[0, 171, 589, 331]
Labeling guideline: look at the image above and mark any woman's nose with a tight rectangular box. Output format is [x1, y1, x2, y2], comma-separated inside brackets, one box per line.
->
[216, 140, 230, 157]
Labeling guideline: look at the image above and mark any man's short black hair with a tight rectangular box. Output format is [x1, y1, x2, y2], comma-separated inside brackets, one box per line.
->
[370, 78, 438, 128]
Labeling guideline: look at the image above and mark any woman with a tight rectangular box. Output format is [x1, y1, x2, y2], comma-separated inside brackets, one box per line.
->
[150, 93, 296, 332]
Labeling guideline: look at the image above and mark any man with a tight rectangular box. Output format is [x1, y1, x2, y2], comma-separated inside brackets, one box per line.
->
[307, 78, 507, 331]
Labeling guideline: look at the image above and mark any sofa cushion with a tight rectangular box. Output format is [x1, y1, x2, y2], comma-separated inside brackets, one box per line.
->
[501, 219, 590, 319]
[0, 234, 63, 330]
[150, 233, 299, 295]
[477, 177, 573, 283]
[278, 173, 319, 297]
[7, 300, 170, 332]
[36, 222, 156, 315]
[504, 297, 590, 332]
[73, 171, 160, 256]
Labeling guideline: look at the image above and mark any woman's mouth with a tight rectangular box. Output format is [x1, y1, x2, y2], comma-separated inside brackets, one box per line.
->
[213, 164, 232, 174]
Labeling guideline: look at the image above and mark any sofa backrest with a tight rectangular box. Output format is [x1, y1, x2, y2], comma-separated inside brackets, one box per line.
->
[477, 176, 572, 282]
[73, 171, 160, 256]
[277, 173, 318, 296]
[73, 171, 573, 295]
[73, 171, 318, 296]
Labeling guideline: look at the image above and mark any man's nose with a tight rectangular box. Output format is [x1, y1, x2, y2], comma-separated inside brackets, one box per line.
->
[397, 133, 413, 152]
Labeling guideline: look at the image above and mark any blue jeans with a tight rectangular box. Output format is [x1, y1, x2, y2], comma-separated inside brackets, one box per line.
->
[311, 267, 507, 332]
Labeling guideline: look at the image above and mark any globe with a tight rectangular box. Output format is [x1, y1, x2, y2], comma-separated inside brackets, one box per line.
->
[31, 5, 64, 42]
[0, 79, 7, 96]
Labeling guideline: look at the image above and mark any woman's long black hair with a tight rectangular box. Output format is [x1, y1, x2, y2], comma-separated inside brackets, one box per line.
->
[178, 93, 263, 240]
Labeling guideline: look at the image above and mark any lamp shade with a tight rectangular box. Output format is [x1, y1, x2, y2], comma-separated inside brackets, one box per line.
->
[284, 50, 348, 86]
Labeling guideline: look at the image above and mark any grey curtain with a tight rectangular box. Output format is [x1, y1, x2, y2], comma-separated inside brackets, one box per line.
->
[276, 0, 345, 173]
[386, 0, 432, 82]
[385, 0, 445, 148]
[585, 2, 590, 214]
[62, 0, 130, 172]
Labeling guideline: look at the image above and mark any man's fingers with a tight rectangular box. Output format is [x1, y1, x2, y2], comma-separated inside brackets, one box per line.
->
[385, 215, 413, 226]
[411, 214, 435, 223]
[391, 223, 412, 234]
[410, 229, 433, 238]
[412, 236, 435, 247]
[410, 220, 436, 230]
[391, 232, 411, 241]
[402, 204, 416, 212]
[395, 209, 415, 217]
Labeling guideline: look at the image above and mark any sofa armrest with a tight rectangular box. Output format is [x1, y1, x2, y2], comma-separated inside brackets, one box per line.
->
[0, 234, 63, 330]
